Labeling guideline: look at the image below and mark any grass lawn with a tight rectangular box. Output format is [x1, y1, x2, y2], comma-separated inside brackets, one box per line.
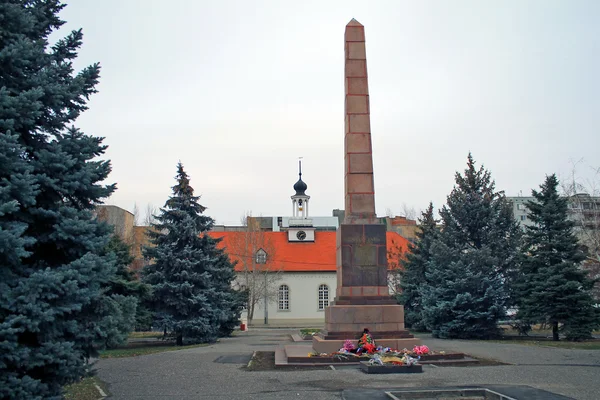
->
[500, 326, 600, 337]
[64, 376, 108, 400]
[300, 328, 321, 337]
[488, 340, 600, 350]
[128, 331, 164, 339]
[100, 343, 208, 358]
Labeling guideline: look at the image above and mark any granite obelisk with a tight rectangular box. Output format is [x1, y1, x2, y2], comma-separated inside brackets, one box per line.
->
[313, 19, 419, 353]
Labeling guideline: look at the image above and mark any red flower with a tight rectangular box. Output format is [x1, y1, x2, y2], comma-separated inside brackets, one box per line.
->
[363, 343, 376, 354]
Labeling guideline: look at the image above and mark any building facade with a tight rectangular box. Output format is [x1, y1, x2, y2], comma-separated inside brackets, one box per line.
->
[506, 196, 536, 228]
[207, 162, 410, 325]
[96, 163, 414, 326]
[208, 229, 408, 326]
[507, 194, 600, 231]
[95, 205, 135, 243]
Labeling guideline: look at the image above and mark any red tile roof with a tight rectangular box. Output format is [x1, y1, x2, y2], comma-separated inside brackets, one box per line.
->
[207, 230, 409, 272]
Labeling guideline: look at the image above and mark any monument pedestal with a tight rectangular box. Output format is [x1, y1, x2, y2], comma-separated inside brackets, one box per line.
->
[313, 336, 420, 355]
[313, 303, 419, 353]
[304, 19, 419, 359]
[312, 223, 419, 354]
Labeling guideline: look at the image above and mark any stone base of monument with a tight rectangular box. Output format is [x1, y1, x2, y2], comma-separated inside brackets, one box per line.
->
[275, 344, 477, 367]
[312, 303, 420, 354]
[275, 345, 368, 367]
[359, 361, 423, 374]
[312, 335, 420, 354]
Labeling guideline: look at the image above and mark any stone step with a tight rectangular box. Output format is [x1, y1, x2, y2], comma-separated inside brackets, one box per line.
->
[274, 346, 288, 366]
[313, 335, 421, 354]
[334, 299, 398, 305]
[360, 361, 423, 374]
[320, 330, 415, 340]
[290, 333, 310, 342]
[276, 344, 478, 368]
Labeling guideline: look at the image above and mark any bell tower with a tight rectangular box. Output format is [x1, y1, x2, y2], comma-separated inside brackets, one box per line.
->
[289, 159, 314, 242]
[291, 160, 310, 219]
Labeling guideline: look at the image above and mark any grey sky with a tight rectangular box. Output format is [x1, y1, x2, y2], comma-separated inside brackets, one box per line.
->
[55, 0, 600, 224]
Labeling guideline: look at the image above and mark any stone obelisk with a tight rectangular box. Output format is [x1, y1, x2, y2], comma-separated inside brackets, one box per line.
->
[313, 19, 419, 353]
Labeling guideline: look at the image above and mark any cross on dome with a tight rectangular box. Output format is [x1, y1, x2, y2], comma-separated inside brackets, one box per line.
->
[293, 160, 308, 195]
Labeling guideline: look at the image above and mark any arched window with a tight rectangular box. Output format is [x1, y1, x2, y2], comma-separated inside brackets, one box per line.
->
[318, 284, 329, 310]
[278, 284, 289, 310]
[255, 248, 267, 264]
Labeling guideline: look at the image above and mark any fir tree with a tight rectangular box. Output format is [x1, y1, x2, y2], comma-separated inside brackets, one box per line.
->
[102, 233, 154, 331]
[98, 235, 153, 347]
[0, 1, 117, 398]
[398, 202, 437, 331]
[143, 163, 243, 345]
[516, 174, 600, 341]
[421, 154, 521, 339]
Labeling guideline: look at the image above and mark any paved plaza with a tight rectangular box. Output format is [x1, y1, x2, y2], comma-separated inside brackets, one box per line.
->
[96, 329, 600, 399]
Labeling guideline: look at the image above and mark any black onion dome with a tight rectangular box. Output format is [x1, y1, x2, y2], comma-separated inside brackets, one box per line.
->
[293, 175, 307, 195]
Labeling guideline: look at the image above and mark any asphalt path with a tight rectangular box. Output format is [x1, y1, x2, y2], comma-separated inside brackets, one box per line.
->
[96, 329, 600, 400]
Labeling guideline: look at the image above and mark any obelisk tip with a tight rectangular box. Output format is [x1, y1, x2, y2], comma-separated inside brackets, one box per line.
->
[346, 18, 363, 27]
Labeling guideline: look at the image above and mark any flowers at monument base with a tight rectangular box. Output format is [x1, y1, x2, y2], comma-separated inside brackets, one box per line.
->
[358, 330, 374, 345]
[379, 356, 403, 364]
[334, 345, 423, 366]
[343, 339, 356, 351]
[306, 329, 440, 367]
[366, 352, 419, 367]
[361, 343, 376, 354]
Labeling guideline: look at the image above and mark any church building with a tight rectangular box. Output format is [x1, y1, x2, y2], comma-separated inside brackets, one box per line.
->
[95, 162, 413, 327]
[208, 162, 410, 326]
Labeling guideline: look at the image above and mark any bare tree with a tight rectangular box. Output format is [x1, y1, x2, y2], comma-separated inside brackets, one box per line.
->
[229, 212, 283, 322]
[560, 160, 600, 302]
[400, 202, 418, 220]
[132, 202, 140, 226]
[239, 210, 250, 226]
[144, 203, 158, 226]
[385, 204, 419, 220]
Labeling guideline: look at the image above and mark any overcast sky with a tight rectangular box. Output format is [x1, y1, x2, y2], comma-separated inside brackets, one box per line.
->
[54, 0, 599, 224]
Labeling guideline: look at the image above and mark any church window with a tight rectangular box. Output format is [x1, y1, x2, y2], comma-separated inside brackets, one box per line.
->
[318, 284, 329, 310]
[278, 284, 289, 310]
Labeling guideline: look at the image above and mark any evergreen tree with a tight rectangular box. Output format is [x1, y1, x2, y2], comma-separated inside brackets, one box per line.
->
[516, 174, 600, 341]
[421, 154, 521, 339]
[398, 202, 437, 331]
[143, 163, 244, 345]
[0, 1, 117, 398]
[98, 235, 153, 347]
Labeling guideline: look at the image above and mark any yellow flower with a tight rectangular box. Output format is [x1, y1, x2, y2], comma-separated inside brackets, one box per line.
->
[380, 356, 403, 364]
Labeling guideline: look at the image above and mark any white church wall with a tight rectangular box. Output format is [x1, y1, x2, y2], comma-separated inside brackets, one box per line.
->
[247, 271, 336, 325]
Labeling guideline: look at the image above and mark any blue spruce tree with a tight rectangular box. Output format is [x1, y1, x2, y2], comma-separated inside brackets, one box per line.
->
[98, 235, 153, 348]
[143, 163, 244, 345]
[421, 154, 521, 339]
[398, 202, 438, 331]
[516, 174, 600, 341]
[0, 1, 118, 398]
